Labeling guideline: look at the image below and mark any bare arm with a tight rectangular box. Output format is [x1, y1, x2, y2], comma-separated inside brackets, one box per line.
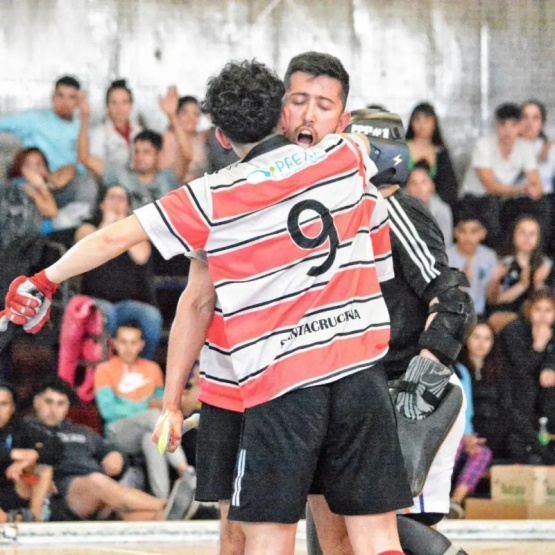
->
[45, 214, 148, 283]
[49, 164, 77, 190]
[163, 259, 216, 412]
[160, 86, 193, 181]
[77, 93, 104, 178]
[476, 168, 525, 197]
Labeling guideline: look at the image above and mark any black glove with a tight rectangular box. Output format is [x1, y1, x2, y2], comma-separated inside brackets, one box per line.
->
[395, 356, 452, 420]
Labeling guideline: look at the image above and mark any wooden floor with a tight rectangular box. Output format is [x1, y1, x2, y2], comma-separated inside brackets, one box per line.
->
[3, 540, 555, 554]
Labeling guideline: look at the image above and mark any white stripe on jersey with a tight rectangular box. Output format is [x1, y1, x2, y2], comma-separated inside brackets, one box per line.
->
[386, 196, 440, 282]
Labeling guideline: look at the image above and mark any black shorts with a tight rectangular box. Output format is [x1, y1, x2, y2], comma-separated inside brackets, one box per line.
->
[228, 365, 412, 524]
[195, 403, 243, 502]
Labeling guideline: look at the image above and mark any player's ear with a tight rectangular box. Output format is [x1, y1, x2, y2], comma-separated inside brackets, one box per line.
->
[337, 111, 351, 133]
[215, 128, 232, 150]
[281, 106, 290, 136]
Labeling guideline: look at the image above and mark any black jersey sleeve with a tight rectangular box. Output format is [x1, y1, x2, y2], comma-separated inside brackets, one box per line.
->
[385, 190, 449, 297]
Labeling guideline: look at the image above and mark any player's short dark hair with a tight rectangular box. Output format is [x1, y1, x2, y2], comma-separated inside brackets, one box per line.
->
[284, 52, 350, 108]
[202, 60, 284, 145]
[116, 320, 144, 338]
[36, 376, 78, 405]
[178, 95, 199, 112]
[55, 75, 80, 90]
[106, 79, 133, 105]
[134, 130, 163, 151]
[452, 203, 484, 227]
[494, 103, 521, 122]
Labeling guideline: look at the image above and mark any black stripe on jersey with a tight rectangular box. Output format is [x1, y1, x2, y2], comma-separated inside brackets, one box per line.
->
[237, 321, 389, 384]
[183, 183, 212, 226]
[282, 358, 379, 392]
[154, 201, 191, 253]
[214, 237, 361, 290]
[209, 168, 360, 229]
[370, 214, 389, 233]
[339, 259, 380, 270]
[211, 177, 247, 192]
[386, 196, 440, 282]
[207, 169, 361, 254]
[199, 370, 238, 386]
[228, 294, 383, 355]
[324, 137, 343, 152]
[224, 278, 328, 317]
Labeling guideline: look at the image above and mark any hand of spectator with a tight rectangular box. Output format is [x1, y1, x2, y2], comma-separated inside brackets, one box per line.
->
[491, 262, 508, 284]
[540, 369, 555, 388]
[148, 397, 163, 409]
[519, 263, 531, 288]
[78, 92, 91, 119]
[532, 324, 552, 352]
[5, 461, 29, 482]
[524, 181, 543, 201]
[101, 451, 124, 477]
[539, 141, 553, 163]
[463, 433, 486, 457]
[533, 262, 551, 288]
[152, 409, 184, 454]
[159, 86, 179, 120]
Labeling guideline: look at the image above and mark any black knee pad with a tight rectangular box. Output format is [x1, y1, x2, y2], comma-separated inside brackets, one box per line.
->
[398, 515, 468, 555]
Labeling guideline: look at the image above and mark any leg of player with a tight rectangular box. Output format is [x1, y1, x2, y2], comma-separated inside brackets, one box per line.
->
[345, 512, 402, 555]
[242, 522, 297, 555]
[219, 500, 246, 555]
[307, 495, 351, 555]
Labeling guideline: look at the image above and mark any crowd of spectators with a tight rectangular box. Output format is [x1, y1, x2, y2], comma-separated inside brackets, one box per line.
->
[1, 72, 555, 522]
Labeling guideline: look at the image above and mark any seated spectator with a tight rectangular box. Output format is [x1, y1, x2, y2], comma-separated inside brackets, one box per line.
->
[486, 216, 552, 332]
[520, 100, 555, 196]
[460, 103, 546, 251]
[32, 377, 189, 521]
[406, 102, 459, 208]
[450, 323, 494, 519]
[0, 75, 97, 210]
[499, 289, 555, 465]
[75, 186, 162, 360]
[89, 79, 142, 172]
[447, 209, 498, 317]
[94, 321, 197, 513]
[7, 147, 92, 233]
[457, 322, 509, 460]
[0, 380, 62, 522]
[159, 94, 208, 182]
[406, 160, 453, 245]
[77, 88, 191, 210]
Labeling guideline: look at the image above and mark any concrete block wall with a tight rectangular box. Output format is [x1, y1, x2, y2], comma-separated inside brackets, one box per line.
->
[0, 0, 554, 180]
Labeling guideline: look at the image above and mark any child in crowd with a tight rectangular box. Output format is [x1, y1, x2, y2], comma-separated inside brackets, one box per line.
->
[487, 216, 552, 332]
[447, 209, 498, 317]
[450, 322, 495, 518]
[406, 160, 453, 245]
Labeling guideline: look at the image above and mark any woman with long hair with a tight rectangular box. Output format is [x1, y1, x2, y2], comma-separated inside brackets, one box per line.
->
[499, 288, 555, 464]
[406, 102, 459, 208]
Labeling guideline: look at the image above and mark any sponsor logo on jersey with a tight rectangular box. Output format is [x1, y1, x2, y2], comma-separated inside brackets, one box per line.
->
[280, 308, 361, 346]
[247, 149, 327, 183]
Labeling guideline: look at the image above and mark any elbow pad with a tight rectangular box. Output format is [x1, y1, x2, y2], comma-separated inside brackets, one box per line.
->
[418, 272, 477, 364]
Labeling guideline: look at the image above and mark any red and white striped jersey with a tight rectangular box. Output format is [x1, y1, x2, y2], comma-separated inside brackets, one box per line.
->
[136, 134, 393, 409]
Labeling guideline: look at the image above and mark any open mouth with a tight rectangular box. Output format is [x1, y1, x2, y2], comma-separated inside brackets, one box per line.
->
[296, 129, 314, 147]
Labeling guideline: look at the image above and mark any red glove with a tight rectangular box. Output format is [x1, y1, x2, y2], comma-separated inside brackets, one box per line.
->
[2, 271, 59, 334]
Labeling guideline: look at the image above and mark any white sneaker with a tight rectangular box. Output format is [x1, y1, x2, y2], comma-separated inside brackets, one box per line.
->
[164, 468, 199, 520]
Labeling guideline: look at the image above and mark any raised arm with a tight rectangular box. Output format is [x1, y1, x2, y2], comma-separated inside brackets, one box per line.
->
[159, 86, 193, 181]
[77, 93, 105, 178]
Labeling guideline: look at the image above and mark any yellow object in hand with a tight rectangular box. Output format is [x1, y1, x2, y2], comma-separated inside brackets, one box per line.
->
[157, 411, 172, 455]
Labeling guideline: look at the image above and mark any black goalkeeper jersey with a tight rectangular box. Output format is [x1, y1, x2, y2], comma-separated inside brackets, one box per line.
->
[381, 189, 451, 379]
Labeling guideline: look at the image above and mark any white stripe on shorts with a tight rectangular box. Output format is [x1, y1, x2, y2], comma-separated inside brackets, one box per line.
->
[232, 449, 246, 507]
